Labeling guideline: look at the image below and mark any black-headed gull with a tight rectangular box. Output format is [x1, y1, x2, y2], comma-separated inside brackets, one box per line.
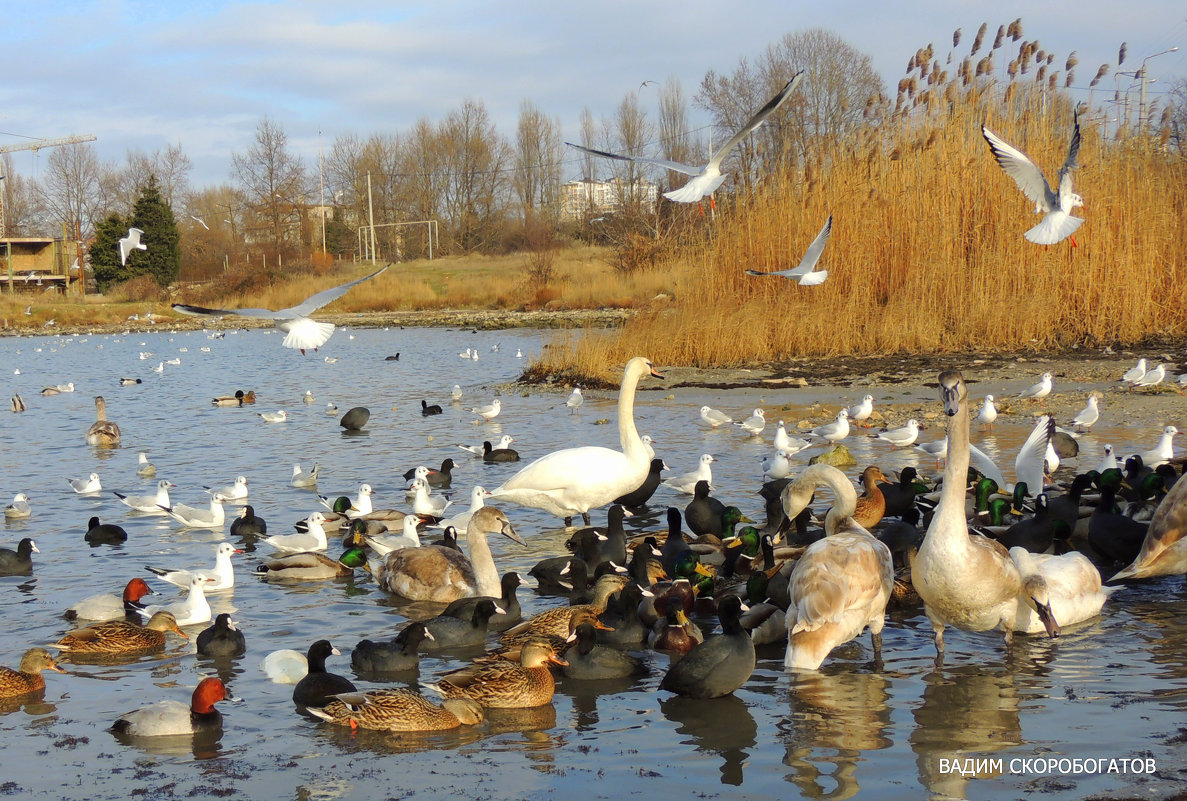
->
[565, 387, 583, 413]
[1069, 394, 1100, 430]
[1134, 364, 1166, 387]
[363, 515, 423, 555]
[875, 419, 920, 448]
[146, 542, 240, 592]
[4, 493, 31, 519]
[811, 410, 850, 442]
[68, 473, 102, 494]
[136, 452, 156, 477]
[137, 575, 212, 627]
[735, 409, 766, 437]
[662, 454, 716, 494]
[205, 475, 248, 501]
[263, 512, 329, 552]
[1096, 444, 1118, 473]
[1138, 426, 1179, 466]
[291, 463, 320, 488]
[699, 406, 733, 428]
[982, 114, 1084, 246]
[1121, 358, 1147, 384]
[451, 385, 463, 401]
[259, 410, 287, 423]
[410, 478, 451, 518]
[773, 421, 810, 455]
[160, 494, 228, 529]
[977, 395, 998, 429]
[566, 72, 803, 204]
[470, 399, 501, 421]
[431, 486, 490, 536]
[171, 266, 387, 353]
[1016, 373, 1053, 401]
[744, 215, 832, 284]
[847, 395, 875, 428]
[114, 480, 175, 513]
[118, 227, 147, 266]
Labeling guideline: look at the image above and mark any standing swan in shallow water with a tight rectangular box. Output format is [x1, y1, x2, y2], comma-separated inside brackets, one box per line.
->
[912, 371, 1023, 662]
[490, 357, 663, 526]
[780, 464, 894, 671]
[86, 396, 121, 446]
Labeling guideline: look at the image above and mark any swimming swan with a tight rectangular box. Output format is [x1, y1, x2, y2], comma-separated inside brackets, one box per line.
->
[489, 357, 663, 526]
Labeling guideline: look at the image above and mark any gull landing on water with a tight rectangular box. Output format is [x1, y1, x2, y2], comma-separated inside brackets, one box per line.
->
[170, 266, 387, 353]
[565, 72, 803, 205]
[744, 215, 832, 285]
[982, 114, 1084, 246]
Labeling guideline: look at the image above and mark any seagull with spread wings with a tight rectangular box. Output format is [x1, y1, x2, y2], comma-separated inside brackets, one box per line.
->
[566, 72, 803, 204]
[119, 228, 147, 266]
[744, 215, 832, 284]
[171, 266, 388, 353]
[982, 114, 1084, 246]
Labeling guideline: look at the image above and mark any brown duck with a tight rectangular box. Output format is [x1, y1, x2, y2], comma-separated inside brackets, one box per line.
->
[0, 648, 64, 698]
[308, 687, 484, 731]
[54, 611, 188, 655]
[435, 639, 565, 709]
[853, 466, 888, 529]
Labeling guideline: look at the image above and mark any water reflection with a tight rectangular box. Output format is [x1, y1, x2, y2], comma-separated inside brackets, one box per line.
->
[110, 727, 225, 759]
[660, 694, 757, 786]
[911, 665, 1022, 799]
[780, 668, 892, 800]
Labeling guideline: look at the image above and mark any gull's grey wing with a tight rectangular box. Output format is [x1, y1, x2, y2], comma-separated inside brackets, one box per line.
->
[789, 215, 832, 276]
[285, 266, 389, 316]
[171, 303, 285, 320]
[708, 71, 803, 169]
[564, 142, 702, 177]
[982, 124, 1055, 210]
[1055, 113, 1081, 196]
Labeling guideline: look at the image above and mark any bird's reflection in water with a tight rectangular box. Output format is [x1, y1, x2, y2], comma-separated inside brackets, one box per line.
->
[911, 664, 1022, 799]
[780, 668, 892, 800]
[660, 694, 757, 786]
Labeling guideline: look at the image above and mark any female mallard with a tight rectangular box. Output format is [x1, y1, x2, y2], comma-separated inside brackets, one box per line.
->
[54, 611, 188, 655]
[0, 648, 64, 698]
[85, 396, 121, 446]
[499, 573, 627, 643]
[309, 687, 483, 731]
[434, 639, 565, 708]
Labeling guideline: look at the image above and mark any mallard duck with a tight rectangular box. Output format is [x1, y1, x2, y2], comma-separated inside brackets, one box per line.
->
[648, 604, 704, 652]
[212, 390, 249, 406]
[441, 572, 523, 632]
[563, 622, 646, 680]
[434, 639, 565, 708]
[660, 595, 754, 699]
[197, 614, 246, 657]
[376, 506, 524, 603]
[0, 538, 38, 576]
[0, 648, 64, 698]
[311, 687, 483, 731]
[853, 466, 888, 529]
[292, 640, 357, 707]
[54, 611, 187, 655]
[111, 678, 226, 736]
[500, 573, 628, 642]
[254, 544, 369, 580]
[878, 466, 925, 518]
[352, 622, 433, 674]
[85, 396, 121, 446]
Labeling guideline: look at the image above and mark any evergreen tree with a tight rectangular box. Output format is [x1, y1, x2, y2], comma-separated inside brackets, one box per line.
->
[129, 174, 181, 286]
[89, 212, 132, 291]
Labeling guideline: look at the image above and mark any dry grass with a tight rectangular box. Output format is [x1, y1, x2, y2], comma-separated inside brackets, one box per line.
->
[533, 41, 1187, 378]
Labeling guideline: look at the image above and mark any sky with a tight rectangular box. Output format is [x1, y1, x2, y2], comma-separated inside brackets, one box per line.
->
[2, 0, 1185, 191]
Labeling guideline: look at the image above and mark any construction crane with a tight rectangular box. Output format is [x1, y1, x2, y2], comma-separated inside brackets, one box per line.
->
[0, 133, 97, 234]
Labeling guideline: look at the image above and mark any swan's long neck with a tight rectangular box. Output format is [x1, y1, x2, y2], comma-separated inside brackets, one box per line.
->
[784, 464, 858, 536]
[935, 381, 971, 541]
[466, 526, 500, 597]
[617, 363, 645, 461]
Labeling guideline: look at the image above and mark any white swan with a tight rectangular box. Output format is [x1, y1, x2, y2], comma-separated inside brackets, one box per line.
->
[780, 464, 894, 671]
[489, 356, 663, 526]
[912, 370, 1024, 660]
[1008, 547, 1114, 635]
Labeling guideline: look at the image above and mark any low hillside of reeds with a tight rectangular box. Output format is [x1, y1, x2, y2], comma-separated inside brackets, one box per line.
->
[528, 32, 1187, 382]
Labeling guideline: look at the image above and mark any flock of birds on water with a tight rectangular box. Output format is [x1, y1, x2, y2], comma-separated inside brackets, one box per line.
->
[0, 69, 1185, 752]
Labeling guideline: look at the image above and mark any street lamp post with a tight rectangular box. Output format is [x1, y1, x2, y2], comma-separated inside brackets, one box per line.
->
[1138, 46, 1179, 131]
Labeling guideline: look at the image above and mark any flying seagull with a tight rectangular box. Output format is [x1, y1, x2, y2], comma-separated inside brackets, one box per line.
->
[982, 113, 1084, 246]
[171, 266, 388, 353]
[119, 227, 147, 266]
[565, 71, 803, 204]
[190, 215, 210, 230]
[744, 215, 832, 284]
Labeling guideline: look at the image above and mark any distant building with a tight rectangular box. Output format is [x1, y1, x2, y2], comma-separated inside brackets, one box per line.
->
[561, 177, 658, 220]
[0, 237, 75, 293]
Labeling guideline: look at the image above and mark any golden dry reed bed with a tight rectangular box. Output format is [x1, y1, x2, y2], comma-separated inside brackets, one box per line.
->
[532, 40, 1187, 383]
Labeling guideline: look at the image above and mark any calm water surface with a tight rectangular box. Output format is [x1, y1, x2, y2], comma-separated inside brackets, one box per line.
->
[0, 324, 1184, 800]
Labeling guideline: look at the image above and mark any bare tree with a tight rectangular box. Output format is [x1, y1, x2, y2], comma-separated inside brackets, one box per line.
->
[231, 118, 306, 255]
[657, 77, 701, 193]
[117, 144, 192, 210]
[604, 92, 653, 212]
[437, 99, 509, 252]
[32, 143, 112, 237]
[512, 100, 562, 223]
[1, 156, 38, 236]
